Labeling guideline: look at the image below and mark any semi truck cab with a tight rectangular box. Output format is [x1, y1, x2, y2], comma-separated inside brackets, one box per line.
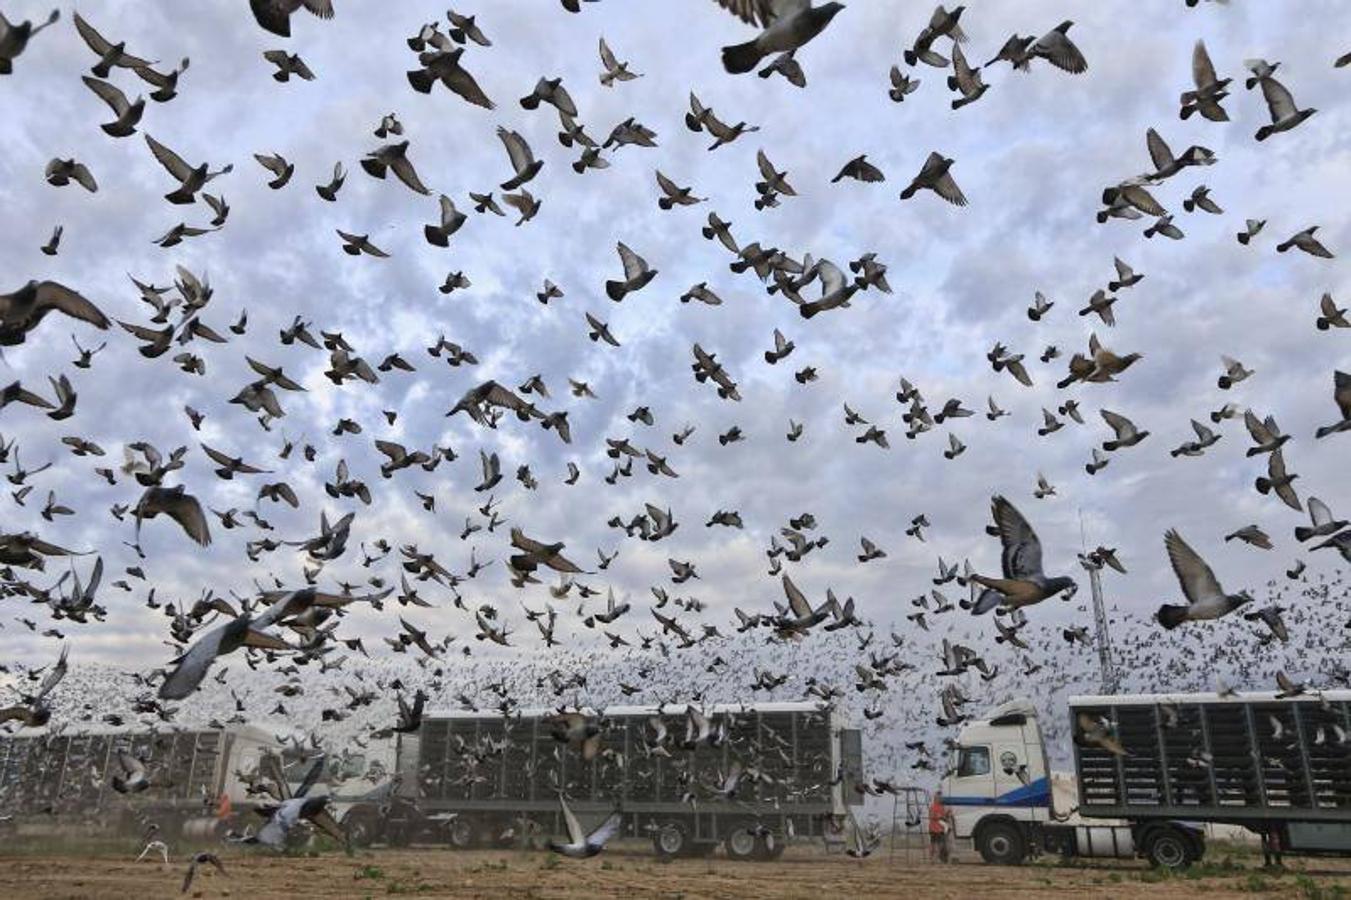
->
[940, 698, 1197, 867]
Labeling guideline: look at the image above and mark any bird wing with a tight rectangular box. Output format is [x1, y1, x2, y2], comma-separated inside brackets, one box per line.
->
[1309, 496, 1333, 528]
[928, 158, 967, 206]
[616, 242, 647, 279]
[1100, 408, 1134, 439]
[159, 617, 240, 699]
[293, 755, 326, 798]
[1192, 40, 1219, 89]
[1165, 529, 1224, 605]
[656, 170, 680, 196]
[82, 76, 131, 114]
[144, 133, 194, 181]
[599, 37, 618, 70]
[756, 149, 776, 181]
[1243, 409, 1273, 444]
[34, 282, 110, 329]
[781, 574, 811, 618]
[587, 809, 624, 848]
[388, 154, 430, 195]
[1034, 25, 1087, 74]
[72, 12, 113, 55]
[35, 645, 69, 700]
[713, 0, 778, 28]
[992, 495, 1044, 579]
[166, 491, 211, 546]
[1260, 76, 1297, 122]
[559, 793, 586, 845]
[1145, 128, 1173, 171]
[816, 259, 845, 295]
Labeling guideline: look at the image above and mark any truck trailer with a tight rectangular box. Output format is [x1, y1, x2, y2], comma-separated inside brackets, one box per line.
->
[0, 724, 283, 839]
[942, 691, 1351, 868]
[339, 701, 864, 860]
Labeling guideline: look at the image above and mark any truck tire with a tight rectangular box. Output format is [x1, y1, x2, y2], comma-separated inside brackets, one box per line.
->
[1144, 827, 1194, 870]
[447, 816, 477, 850]
[977, 821, 1026, 865]
[652, 821, 689, 860]
[342, 809, 380, 848]
[753, 831, 785, 861]
[724, 823, 759, 861]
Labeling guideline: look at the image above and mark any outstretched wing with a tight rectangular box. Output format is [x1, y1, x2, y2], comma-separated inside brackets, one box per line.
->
[992, 495, 1044, 579]
[144, 133, 193, 180]
[713, 0, 781, 28]
[34, 282, 110, 329]
[1164, 529, 1224, 605]
[1260, 76, 1297, 123]
[559, 793, 585, 845]
[587, 809, 624, 848]
[781, 574, 811, 618]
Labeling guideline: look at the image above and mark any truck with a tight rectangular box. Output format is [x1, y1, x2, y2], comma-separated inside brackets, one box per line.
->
[0, 724, 283, 840]
[941, 691, 1351, 869]
[339, 700, 864, 860]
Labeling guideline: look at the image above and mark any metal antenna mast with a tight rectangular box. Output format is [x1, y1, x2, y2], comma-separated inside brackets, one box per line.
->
[1078, 509, 1120, 694]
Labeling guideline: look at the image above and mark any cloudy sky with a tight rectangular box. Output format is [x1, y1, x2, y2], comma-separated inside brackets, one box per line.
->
[0, 0, 1348, 739]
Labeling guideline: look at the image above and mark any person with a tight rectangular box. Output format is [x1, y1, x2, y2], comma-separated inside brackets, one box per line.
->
[929, 790, 950, 862]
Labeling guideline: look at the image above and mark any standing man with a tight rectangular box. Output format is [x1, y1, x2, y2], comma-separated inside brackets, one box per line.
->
[929, 790, 951, 862]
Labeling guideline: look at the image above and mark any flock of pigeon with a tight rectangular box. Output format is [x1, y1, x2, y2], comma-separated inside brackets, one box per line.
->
[0, 0, 1349, 878]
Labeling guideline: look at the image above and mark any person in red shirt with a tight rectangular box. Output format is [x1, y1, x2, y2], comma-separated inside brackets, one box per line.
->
[928, 791, 951, 862]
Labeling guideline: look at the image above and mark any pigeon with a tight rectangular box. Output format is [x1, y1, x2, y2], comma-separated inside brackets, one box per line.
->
[969, 496, 1078, 614]
[144, 134, 232, 204]
[1277, 226, 1333, 258]
[81, 76, 144, 137]
[605, 242, 658, 301]
[0, 8, 59, 75]
[250, 0, 334, 38]
[712, 0, 846, 75]
[549, 794, 623, 857]
[900, 152, 965, 206]
[1157, 529, 1251, 629]
[0, 281, 109, 346]
[1254, 74, 1316, 140]
[362, 142, 431, 195]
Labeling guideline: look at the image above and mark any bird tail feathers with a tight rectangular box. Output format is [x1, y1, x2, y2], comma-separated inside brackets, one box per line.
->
[1156, 604, 1189, 630]
[722, 40, 764, 75]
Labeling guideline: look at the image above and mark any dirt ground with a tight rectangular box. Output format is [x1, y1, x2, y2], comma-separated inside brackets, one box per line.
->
[1, 844, 1350, 900]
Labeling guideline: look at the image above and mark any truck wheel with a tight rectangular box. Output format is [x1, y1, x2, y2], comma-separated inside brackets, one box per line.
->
[977, 821, 1026, 865]
[1145, 827, 1193, 870]
[447, 816, 477, 849]
[753, 831, 785, 861]
[652, 821, 688, 860]
[342, 810, 379, 848]
[724, 824, 759, 861]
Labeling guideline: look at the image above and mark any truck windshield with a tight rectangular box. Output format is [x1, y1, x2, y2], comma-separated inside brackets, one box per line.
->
[957, 746, 991, 777]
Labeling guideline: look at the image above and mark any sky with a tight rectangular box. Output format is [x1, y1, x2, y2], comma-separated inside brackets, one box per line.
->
[0, 0, 1349, 767]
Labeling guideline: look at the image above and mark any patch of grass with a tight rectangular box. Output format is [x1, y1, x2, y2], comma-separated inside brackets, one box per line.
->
[467, 858, 508, 874]
[386, 881, 437, 895]
[354, 864, 384, 881]
[1295, 874, 1348, 900]
[539, 855, 561, 870]
[1241, 873, 1275, 893]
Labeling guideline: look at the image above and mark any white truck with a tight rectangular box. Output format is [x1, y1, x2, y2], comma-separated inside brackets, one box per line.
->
[941, 692, 1351, 869]
[0, 723, 284, 839]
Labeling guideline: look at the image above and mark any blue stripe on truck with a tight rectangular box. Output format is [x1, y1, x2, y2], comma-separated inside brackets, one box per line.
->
[944, 777, 1051, 808]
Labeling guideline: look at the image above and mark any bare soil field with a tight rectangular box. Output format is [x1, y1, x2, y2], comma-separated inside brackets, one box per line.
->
[1, 844, 1350, 900]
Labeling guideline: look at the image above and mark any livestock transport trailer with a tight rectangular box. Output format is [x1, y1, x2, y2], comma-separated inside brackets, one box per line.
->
[340, 701, 864, 859]
[943, 692, 1351, 869]
[0, 724, 283, 839]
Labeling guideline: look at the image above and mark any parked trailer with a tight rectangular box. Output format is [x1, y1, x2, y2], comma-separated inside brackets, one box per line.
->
[0, 724, 282, 839]
[943, 692, 1351, 869]
[340, 701, 864, 859]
